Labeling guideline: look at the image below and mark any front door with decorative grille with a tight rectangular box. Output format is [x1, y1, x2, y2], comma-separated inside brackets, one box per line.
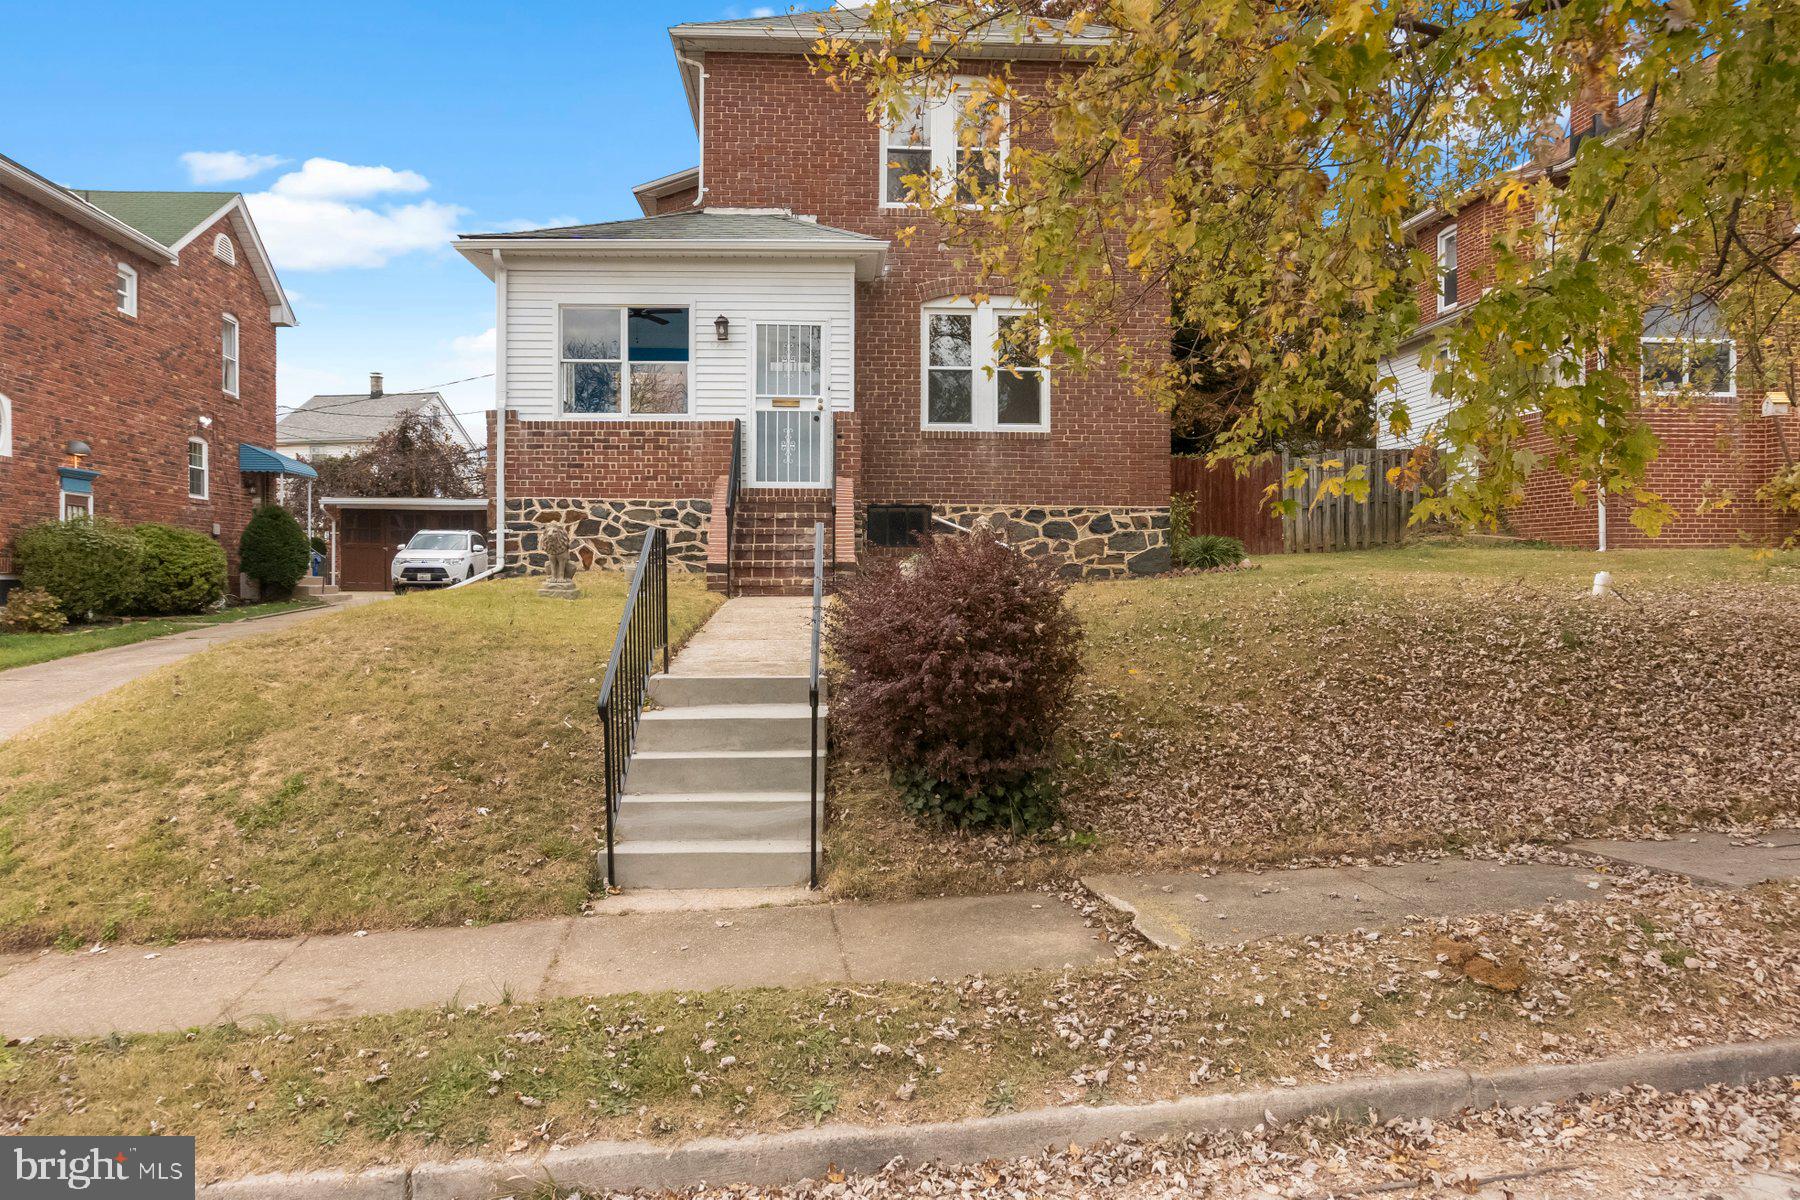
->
[750, 322, 829, 486]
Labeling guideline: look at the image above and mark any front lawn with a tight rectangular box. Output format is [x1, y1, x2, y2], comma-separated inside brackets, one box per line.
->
[827, 543, 1800, 898]
[0, 572, 721, 949]
[0, 599, 322, 672]
[1, 874, 1791, 1179]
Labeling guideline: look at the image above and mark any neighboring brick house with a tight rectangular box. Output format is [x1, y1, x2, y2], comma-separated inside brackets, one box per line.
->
[1376, 96, 1800, 549]
[456, 8, 1172, 592]
[0, 151, 307, 600]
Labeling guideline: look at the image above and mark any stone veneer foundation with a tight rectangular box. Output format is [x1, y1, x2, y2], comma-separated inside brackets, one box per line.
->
[931, 504, 1173, 577]
[505, 498, 711, 573]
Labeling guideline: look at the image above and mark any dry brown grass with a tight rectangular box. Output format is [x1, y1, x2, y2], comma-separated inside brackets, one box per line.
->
[0, 572, 721, 948]
[825, 544, 1800, 900]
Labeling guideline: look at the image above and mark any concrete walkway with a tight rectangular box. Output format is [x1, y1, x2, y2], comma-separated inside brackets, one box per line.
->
[0, 831, 1792, 1040]
[668, 594, 816, 677]
[0, 593, 379, 743]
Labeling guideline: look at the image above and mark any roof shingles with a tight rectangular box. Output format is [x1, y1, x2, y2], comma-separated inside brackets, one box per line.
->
[462, 210, 881, 243]
[70, 190, 236, 247]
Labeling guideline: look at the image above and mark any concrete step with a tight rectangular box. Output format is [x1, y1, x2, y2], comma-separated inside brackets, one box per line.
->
[614, 792, 819, 841]
[648, 674, 819, 708]
[637, 704, 823, 752]
[609, 839, 814, 889]
[625, 748, 822, 794]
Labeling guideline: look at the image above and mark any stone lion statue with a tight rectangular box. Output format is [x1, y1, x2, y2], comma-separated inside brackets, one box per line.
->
[538, 521, 580, 597]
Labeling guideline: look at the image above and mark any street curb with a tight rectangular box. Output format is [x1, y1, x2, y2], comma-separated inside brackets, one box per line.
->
[200, 1038, 1800, 1199]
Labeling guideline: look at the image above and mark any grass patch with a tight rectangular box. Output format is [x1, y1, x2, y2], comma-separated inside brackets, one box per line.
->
[0, 573, 721, 948]
[826, 544, 1800, 899]
[1, 879, 1791, 1178]
[0, 600, 323, 672]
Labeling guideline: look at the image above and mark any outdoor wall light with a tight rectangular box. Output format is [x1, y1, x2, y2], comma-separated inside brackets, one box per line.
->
[714, 314, 730, 341]
[65, 439, 92, 461]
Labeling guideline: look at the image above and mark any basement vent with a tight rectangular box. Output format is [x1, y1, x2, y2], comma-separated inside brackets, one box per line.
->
[865, 504, 932, 549]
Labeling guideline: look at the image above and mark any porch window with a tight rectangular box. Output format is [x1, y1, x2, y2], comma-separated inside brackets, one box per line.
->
[1641, 302, 1734, 397]
[921, 299, 1048, 431]
[881, 83, 1008, 207]
[560, 306, 691, 415]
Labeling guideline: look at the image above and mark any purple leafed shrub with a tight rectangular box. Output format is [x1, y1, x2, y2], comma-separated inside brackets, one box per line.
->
[827, 528, 1084, 832]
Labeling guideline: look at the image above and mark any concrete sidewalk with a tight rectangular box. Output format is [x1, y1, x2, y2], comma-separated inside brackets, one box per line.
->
[0, 593, 380, 743]
[0, 831, 1791, 1040]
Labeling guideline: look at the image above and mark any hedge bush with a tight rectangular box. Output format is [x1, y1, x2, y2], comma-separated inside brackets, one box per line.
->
[238, 504, 311, 594]
[14, 518, 143, 619]
[827, 528, 1084, 834]
[132, 523, 227, 614]
[1175, 533, 1247, 570]
[2, 587, 69, 633]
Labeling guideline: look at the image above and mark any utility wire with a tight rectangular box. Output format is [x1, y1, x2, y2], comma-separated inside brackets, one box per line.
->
[275, 372, 496, 416]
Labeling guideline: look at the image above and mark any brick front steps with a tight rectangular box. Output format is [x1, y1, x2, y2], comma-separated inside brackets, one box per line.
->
[730, 488, 832, 596]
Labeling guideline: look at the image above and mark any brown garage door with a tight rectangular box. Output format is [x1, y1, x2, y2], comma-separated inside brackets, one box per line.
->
[336, 508, 487, 591]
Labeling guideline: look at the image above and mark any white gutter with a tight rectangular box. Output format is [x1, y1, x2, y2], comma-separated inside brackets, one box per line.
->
[676, 52, 708, 204]
[0, 157, 177, 264]
[493, 249, 509, 575]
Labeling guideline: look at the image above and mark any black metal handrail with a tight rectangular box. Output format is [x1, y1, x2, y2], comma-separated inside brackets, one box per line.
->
[726, 419, 743, 579]
[808, 520, 824, 889]
[598, 526, 670, 890]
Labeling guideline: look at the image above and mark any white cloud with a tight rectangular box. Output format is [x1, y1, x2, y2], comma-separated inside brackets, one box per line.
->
[451, 326, 497, 361]
[180, 150, 288, 184]
[244, 158, 463, 271]
[488, 214, 582, 233]
[247, 192, 465, 271]
[269, 157, 431, 201]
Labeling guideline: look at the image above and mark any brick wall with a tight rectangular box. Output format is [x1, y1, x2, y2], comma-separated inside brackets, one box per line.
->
[488, 413, 736, 497]
[700, 52, 1171, 511]
[0, 187, 277, 587]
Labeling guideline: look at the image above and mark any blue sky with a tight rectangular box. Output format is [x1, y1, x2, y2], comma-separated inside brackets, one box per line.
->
[4, 0, 784, 438]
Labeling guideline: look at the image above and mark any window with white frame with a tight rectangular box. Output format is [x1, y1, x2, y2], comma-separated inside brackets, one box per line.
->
[187, 438, 209, 499]
[62, 489, 92, 520]
[213, 233, 236, 264]
[1641, 302, 1735, 396]
[559, 306, 691, 416]
[0, 392, 11, 457]
[922, 299, 1048, 431]
[115, 263, 138, 317]
[881, 83, 1008, 207]
[220, 315, 240, 396]
[1436, 226, 1459, 311]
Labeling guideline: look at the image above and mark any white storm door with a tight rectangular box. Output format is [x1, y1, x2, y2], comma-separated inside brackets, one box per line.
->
[750, 322, 829, 486]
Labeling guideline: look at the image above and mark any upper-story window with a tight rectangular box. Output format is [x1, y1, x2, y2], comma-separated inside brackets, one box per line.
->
[187, 438, 210, 499]
[1641, 301, 1735, 397]
[560, 306, 691, 416]
[115, 263, 138, 317]
[0, 392, 12, 457]
[213, 233, 237, 265]
[922, 298, 1049, 431]
[882, 84, 1009, 207]
[1436, 226, 1459, 312]
[221, 315, 240, 396]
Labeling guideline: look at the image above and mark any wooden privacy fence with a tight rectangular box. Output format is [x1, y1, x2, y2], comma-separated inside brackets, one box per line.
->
[1172, 448, 1419, 555]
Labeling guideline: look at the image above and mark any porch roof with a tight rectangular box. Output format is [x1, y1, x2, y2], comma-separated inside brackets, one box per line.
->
[456, 210, 889, 281]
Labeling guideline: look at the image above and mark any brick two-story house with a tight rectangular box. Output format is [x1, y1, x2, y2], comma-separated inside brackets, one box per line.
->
[1376, 94, 1800, 549]
[0, 150, 308, 600]
[456, 9, 1173, 592]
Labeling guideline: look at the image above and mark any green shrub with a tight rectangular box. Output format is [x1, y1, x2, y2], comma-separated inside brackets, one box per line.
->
[1175, 533, 1247, 570]
[827, 528, 1083, 835]
[2, 587, 69, 633]
[238, 504, 311, 594]
[132, 523, 227, 614]
[14, 518, 143, 619]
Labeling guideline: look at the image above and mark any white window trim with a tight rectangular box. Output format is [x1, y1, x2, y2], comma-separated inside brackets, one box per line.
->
[188, 437, 210, 500]
[221, 314, 240, 397]
[880, 81, 1010, 210]
[116, 262, 138, 317]
[61, 490, 93, 520]
[0, 392, 11, 457]
[919, 297, 1051, 433]
[1640, 335, 1737, 398]
[556, 304, 696, 419]
[1435, 225, 1459, 313]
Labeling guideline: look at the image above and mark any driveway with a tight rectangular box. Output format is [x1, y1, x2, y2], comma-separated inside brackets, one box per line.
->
[0, 594, 383, 743]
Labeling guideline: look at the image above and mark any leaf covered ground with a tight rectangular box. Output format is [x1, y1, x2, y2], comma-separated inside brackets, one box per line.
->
[826, 544, 1800, 899]
[2, 868, 1793, 1179]
[0, 573, 720, 948]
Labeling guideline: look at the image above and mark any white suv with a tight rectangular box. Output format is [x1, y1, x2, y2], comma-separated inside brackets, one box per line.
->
[392, 530, 490, 593]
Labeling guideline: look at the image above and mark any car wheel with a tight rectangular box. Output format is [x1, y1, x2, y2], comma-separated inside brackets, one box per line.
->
[393, 584, 407, 595]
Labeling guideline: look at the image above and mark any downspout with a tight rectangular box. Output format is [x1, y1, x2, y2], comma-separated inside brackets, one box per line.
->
[677, 51, 709, 204]
[1596, 485, 1607, 552]
[493, 249, 509, 573]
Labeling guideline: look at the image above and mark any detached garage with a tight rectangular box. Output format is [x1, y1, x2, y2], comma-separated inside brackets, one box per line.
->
[324, 497, 491, 591]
